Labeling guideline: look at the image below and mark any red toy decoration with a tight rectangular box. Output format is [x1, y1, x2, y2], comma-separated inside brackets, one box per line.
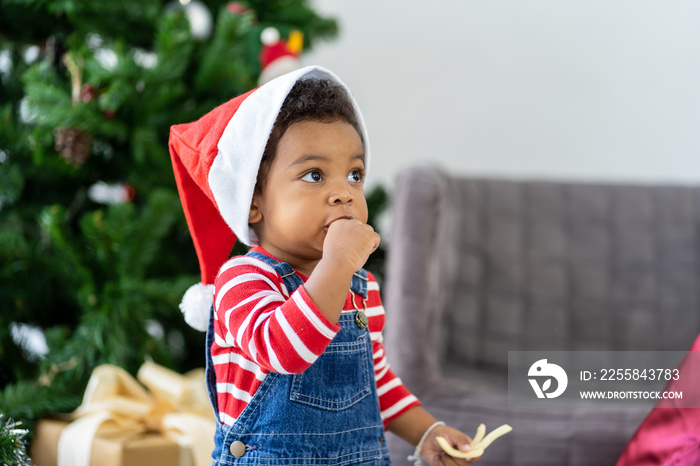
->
[258, 27, 304, 85]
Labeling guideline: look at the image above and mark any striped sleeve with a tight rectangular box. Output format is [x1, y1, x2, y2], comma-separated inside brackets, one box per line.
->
[365, 272, 421, 427]
[214, 256, 341, 374]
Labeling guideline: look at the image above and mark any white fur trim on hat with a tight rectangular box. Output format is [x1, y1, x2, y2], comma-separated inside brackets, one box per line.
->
[208, 65, 371, 246]
[179, 283, 214, 332]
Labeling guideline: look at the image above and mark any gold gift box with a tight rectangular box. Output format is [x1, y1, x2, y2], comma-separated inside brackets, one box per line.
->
[31, 418, 186, 466]
[30, 361, 215, 466]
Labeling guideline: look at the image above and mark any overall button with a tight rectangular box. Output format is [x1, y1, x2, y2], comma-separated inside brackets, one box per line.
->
[230, 440, 246, 458]
[355, 310, 368, 328]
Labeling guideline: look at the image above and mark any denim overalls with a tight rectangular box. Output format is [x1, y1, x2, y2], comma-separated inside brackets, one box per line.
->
[205, 251, 392, 465]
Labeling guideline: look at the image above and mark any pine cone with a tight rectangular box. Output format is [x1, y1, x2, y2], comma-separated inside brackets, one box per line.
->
[55, 127, 93, 166]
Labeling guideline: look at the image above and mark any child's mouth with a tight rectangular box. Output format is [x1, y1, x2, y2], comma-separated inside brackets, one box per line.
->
[324, 216, 354, 229]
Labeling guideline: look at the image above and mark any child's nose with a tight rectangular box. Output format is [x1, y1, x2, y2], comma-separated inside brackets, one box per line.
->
[328, 185, 353, 205]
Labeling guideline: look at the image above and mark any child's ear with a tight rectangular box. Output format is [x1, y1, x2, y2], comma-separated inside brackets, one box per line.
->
[248, 197, 263, 224]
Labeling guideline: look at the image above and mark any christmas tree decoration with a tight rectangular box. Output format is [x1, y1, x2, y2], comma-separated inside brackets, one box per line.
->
[93, 46, 118, 71]
[54, 127, 93, 166]
[79, 84, 96, 104]
[226, 2, 252, 15]
[258, 27, 304, 85]
[52, 52, 94, 166]
[132, 49, 158, 69]
[87, 181, 135, 205]
[23, 45, 40, 64]
[10, 322, 49, 361]
[44, 35, 67, 68]
[0, 415, 31, 466]
[165, 0, 213, 40]
[63, 52, 84, 104]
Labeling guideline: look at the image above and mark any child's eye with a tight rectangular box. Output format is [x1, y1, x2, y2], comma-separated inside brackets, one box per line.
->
[347, 169, 363, 183]
[301, 171, 323, 183]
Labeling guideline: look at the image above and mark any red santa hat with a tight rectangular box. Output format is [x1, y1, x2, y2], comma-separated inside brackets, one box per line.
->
[169, 66, 371, 330]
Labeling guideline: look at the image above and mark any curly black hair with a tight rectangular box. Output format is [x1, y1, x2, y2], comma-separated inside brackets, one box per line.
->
[254, 78, 363, 195]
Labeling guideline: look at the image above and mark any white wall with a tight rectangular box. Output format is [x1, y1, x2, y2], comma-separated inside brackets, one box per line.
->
[304, 0, 700, 190]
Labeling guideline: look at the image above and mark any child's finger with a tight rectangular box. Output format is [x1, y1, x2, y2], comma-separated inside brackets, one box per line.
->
[436, 437, 482, 459]
[370, 232, 381, 252]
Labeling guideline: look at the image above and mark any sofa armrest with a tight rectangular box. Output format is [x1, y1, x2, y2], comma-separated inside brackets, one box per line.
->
[383, 165, 455, 394]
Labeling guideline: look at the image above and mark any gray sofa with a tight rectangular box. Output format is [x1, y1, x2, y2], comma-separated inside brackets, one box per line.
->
[382, 166, 700, 465]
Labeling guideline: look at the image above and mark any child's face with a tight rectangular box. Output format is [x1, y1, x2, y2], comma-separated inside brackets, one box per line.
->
[249, 119, 367, 272]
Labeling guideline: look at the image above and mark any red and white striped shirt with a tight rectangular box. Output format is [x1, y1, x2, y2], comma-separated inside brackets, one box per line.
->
[212, 246, 420, 427]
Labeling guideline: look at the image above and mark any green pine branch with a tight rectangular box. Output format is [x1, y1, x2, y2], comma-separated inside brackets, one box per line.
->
[195, 5, 256, 95]
[0, 381, 81, 437]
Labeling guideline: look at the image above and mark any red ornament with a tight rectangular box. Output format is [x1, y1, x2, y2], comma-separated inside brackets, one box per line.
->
[79, 84, 96, 103]
[226, 2, 251, 14]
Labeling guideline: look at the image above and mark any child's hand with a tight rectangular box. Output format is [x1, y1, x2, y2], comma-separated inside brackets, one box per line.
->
[422, 424, 481, 465]
[304, 218, 380, 324]
[323, 218, 381, 273]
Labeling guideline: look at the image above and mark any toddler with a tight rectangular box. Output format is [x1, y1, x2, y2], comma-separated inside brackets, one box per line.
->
[169, 66, 477, 465]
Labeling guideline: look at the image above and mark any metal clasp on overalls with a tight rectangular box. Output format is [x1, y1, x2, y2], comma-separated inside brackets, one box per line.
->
[351, 291, 369, 328]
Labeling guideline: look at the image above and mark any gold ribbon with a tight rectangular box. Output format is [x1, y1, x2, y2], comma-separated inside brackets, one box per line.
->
[57, 361, 215, 466]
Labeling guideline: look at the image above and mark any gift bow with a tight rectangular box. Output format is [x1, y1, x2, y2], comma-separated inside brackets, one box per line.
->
[57, 361, 216, 466]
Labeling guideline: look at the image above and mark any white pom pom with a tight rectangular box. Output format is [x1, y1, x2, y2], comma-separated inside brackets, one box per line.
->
[179, 283, 214, 332]
[261, 27, 280, 46]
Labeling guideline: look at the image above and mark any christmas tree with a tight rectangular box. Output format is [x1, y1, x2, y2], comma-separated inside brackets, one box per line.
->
[0, 0, 354, 433]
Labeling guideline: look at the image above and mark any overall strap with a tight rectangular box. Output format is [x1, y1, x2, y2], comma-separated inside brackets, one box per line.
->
[246, 251, 304, 293]
[351, 269, 368, 298]
[246, 251, 368, 298]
